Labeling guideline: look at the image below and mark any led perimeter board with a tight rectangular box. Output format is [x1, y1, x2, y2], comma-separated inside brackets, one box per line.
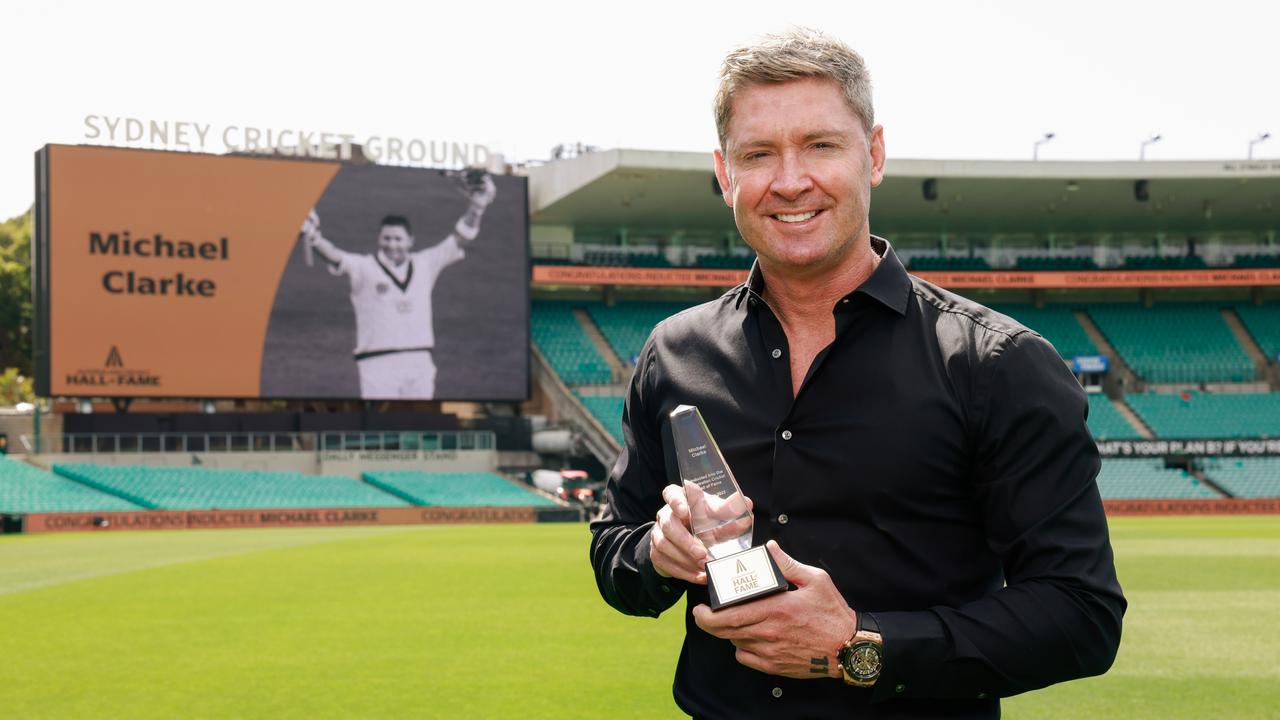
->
[33, 145, 529, 401]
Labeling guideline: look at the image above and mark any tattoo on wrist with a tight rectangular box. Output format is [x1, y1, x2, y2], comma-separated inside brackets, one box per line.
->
[809, 657, 829, 675]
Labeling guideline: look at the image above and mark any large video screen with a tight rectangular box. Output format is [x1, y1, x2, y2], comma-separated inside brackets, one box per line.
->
[34, 145, 529, 401]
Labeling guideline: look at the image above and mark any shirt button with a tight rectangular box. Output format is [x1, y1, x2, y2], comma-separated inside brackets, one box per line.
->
[777, 513, 789, 525]
[977, 692, 988, 700]
[771, 687, 783, 698]
[771, 348, 782, 359]
[660, 584, 671, 593]
[895, 684, 906, 694]
[781, 430, 792, 440]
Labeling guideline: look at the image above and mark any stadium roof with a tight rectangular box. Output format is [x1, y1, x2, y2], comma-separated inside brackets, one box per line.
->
[527, 150, 1280, 236]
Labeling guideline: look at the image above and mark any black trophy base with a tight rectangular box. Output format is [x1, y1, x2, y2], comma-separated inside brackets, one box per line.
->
[706, 544, 787, 610]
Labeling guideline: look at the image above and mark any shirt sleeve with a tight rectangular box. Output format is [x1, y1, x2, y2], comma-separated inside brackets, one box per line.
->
[416, 235, 466, 274]
[869, 330, 1126, 703]
[589, 334, 687, 618]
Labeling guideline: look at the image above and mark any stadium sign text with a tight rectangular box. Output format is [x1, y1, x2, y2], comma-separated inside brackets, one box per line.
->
[1096, 438, 1280, 457]
[82, 115, 492, 167]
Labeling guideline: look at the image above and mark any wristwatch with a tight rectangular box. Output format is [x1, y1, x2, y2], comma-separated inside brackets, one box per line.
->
[838, 612, 883, 687]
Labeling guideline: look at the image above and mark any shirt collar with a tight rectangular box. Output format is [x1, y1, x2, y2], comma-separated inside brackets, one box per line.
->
[735, 235, 911, 316]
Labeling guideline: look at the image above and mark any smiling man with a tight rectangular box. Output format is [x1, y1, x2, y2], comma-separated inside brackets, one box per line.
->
[299, 174, 495, 399]
[590, 29, 1125, 719]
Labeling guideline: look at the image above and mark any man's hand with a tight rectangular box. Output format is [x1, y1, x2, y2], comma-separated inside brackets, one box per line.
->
[692, 541, 857, 680]
[469, 174, 497, 209]
[299, 209, 321, 266]
[650, 484, 709, 584]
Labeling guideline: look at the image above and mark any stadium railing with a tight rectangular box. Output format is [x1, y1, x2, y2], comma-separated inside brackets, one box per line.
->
[23, 430, 496, 455]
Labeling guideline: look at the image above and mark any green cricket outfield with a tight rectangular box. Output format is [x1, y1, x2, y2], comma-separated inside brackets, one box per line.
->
[1, 516, 1277, 718]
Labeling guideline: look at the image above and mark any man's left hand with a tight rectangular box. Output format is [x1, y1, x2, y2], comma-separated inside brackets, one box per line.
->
[692, 540, 857, 680]
[469, 174, 497, 209]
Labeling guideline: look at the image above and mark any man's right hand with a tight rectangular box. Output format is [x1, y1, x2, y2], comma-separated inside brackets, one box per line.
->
[651, 483, 709, 584]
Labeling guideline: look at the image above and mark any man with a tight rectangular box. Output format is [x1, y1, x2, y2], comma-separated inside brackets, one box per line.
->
[299, 173, 496, 399]
[589, 29, 1124, 719]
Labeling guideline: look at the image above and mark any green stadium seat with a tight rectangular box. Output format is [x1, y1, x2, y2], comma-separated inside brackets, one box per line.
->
[1087, 303, 1253, 384]
[362, 471, 558, 507]
[1125, 392, 1280, 439]
[531, 301, 613, 385]
[51, 464, 409, 510]
[988, 304, 1098, 359]
[1087, 394, 1143, 440]
[0, 456, 141, 513]
[1095, 458, 1220, 499]
[1199, 457, 1280, 498]
[575, 393, 626, 444]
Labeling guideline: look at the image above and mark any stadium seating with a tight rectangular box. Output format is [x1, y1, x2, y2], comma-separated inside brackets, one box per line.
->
[1199, 457, 1280, 498]
[1087, 394, 1143, 440]
[1122, 254, 1208, 270]
[1094, 458, 1220, 499]
[0, 457, 141, 512]
[695, 253, 755, 269]
[582, 250, 672, 268]
[1087, 303, 1253, 383]
[531, 302, 613, 385]
[1232, 303, 1280, 361]
[1124, 391, 1280, 438]
[362, 471, 558, 507]
[51, 464, 408, 510]
[1014, 256, 1099, 271]
[586, 301, 692, 365]
[1231, 254, 1280, 269]
[575, 393, 625, 444]
[989, 304, 1098, 359]
[908, 256, 992, 272]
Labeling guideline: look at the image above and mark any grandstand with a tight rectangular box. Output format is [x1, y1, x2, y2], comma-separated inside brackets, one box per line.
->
[4, 151, 1280, 535]
[1093, 459, 1220, 500]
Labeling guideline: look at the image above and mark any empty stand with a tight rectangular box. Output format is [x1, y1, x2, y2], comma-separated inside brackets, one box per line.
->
[51, 464, 408, 510]
[586, 301, 692, 366]
[1095, 458, 1220, 499]
[1233, 303, 1280, 362]
[0, 457, 141, 513]
[531, 302, 613, 385]
[1200, 457, 1280, 498]
[1088, 304, 1253, 383]
[1086, 394, 1143, 440]
[989, 304, 1098, 359]
[908, 256, 992, 271]
[575, 394, 625, 445]
[1125, 391, 1280, 438]
[1014, 256, 1098, 271]
[362, 471, 558, 507]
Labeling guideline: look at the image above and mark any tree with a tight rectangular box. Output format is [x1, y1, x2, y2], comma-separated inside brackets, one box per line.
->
[0, 209, 32, 376]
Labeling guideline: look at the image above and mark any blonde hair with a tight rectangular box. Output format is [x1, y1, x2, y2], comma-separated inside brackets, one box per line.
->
[714, 28, 874, 148]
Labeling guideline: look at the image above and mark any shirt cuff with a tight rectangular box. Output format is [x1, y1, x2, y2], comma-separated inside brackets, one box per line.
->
[634, 526, 685, 616]
[867, 609, 950, 703]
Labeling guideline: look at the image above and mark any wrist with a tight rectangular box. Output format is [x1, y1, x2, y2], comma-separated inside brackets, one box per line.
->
[838, 610, 884, 687]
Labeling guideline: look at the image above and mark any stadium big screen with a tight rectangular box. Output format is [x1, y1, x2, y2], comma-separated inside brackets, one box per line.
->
[33, 145, 529, 401]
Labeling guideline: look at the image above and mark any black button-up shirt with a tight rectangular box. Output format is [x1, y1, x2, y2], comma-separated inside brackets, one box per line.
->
[589, 238, 1125, 719]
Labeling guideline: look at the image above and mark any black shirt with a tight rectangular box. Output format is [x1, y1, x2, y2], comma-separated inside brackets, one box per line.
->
[589, 238, 1125, 719]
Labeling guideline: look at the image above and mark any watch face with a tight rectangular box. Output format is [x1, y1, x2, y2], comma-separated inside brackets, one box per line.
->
[843, 641, 882, 680]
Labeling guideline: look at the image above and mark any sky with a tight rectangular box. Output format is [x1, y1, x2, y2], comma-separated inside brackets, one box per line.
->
[2, 0, 1277, 220]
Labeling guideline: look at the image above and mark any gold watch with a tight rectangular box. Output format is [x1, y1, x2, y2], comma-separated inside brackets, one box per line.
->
[838, 612, 883, 687]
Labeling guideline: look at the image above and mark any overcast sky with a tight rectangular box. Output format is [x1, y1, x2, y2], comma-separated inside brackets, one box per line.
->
[2, 0, 1276, 220]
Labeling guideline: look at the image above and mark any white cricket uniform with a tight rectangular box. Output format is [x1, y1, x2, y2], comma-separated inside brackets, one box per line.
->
[329, 238, 465, 399]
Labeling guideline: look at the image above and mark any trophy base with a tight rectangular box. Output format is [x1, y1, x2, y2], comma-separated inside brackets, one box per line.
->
[706, 544, 787, 610]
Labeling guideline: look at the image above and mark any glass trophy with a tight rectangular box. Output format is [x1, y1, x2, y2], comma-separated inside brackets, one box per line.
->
[669, 405, 785, 609]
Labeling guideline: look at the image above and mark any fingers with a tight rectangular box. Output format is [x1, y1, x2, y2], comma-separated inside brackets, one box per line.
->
[650, 488, 708, 584]
[766, 540, 818, 586]
[663, 483, 692, 521]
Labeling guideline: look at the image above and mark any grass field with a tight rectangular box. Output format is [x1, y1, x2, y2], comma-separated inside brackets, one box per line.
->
[1, 516, 1277, 718]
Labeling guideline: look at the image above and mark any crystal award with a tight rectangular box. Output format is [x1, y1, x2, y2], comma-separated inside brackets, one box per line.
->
[669, 404, 785, 609]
